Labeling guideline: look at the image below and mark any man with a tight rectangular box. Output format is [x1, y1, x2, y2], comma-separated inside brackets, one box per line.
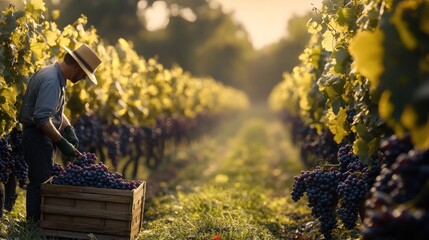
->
[18, 43, 102, 222]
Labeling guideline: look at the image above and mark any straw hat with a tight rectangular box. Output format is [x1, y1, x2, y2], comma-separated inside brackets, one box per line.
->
[63, 44, 102, 84]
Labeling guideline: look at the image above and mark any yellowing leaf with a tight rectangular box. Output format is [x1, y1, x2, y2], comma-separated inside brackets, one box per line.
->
[51, 10, 60, 20]
[353, 138, 379, 160]
[410, 120, 429, 150]
[79, 89, 88, 101]
[29, 0, 46, 11]
[322, 30, 336, 52]
[390, 1, 418, 50]
[44, 30, 58, 46]
[349, 30, 384, 90]
[307, 19, 322, 34]
[58, 36, 70, 48]
[327, 108, 348, 143]
[378, 90, 394, 120]
[147, 85, 159, 96]
[26, 0, 46, 21]
[421, 3, 429, 35]
[30, 41, 45, 59]
[400, 105, 417, 129]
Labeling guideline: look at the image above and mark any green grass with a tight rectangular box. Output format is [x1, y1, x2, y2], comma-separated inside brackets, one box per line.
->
[137, 116, 312, 239]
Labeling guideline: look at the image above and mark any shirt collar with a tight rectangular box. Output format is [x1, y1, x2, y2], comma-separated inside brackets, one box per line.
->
[54, 62, 66, 88]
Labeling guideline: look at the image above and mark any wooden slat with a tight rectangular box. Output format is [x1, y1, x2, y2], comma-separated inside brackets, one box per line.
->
[40, 221, 131, 236]
[41, 183, 134, 197]
[105, 219, 130, 228]
[42, 228, 131, 240]
[105, 202, 129, 213]
[41, 205, 132, 221]
[132, 187, 144, 205]
[42, 191, 132, 203]
[130, 220, 142, 239]
[40, 180, 146, 239]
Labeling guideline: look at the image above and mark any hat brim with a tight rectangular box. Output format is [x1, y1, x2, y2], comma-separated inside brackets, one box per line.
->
[63, 46, 98, 84]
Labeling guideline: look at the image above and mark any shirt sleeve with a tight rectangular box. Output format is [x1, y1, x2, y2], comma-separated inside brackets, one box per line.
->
[33, 76, 62, 128]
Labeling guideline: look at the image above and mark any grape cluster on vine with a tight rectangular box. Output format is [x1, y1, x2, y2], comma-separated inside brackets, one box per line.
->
[8, 128, 28, 188]
[379, 134, 413, 167]
[0, 138, 12, 184]
[291, 145, 381, 239]
[346, 108, 356, 124]
[363, 142, 429, 240]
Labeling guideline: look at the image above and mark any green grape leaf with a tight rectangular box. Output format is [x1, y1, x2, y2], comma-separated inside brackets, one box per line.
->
[349, 30, 384, 90]
[0, 86, 17, 118]
[353, 138, 378, 163]
[337, 7, 357, 30]
[352, 123, 370, 140]
[332, 47, 350, 73]
[332, 98, 345, 114]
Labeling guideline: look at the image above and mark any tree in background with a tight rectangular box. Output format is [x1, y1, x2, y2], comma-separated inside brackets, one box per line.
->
[38, 0, 312, 102]
[45, 0, 144, 45]
[245, 13, 315, 101]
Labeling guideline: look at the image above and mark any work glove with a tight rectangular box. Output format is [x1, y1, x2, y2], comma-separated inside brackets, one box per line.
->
[56, 138, 80, 157]
[64, 125, 79, 148]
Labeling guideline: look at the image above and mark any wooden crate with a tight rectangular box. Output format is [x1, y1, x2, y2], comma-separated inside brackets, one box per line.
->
[40, 180, 146, 240]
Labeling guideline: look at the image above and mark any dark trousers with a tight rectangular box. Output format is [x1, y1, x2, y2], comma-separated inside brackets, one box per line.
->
[22, 127, 55, 222]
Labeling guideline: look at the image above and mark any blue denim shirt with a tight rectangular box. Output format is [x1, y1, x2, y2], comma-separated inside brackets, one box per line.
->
[18, 62, 66, 129]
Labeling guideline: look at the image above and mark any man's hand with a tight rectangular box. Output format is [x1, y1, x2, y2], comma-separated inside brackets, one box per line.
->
[56, 138, 81, 157]
[64, 125, 79, 148]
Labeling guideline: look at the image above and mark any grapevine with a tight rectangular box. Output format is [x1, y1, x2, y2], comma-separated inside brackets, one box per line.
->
[270, 0, 429, 238]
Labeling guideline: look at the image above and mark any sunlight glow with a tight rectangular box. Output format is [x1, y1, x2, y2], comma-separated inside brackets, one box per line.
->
[142, 0, 322, 48]
[215, 0, 322, 49]
[144, 1, 170, 31]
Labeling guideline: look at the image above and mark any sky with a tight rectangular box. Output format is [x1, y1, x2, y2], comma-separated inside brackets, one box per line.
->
[143, 0, 322, 49]
[214, 0, 322, 49]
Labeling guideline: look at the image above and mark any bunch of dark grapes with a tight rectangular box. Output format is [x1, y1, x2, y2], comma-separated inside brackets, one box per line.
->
[363, 147, 429, 240]
[346, 108, 356, 124]
[52, 153, 141, 190]
[73, 152, 97, 167]
[338, 144, 359, 172]
[104, 124, 121, 168]
[380, 134, 413, 167]
[291, 167, 346, 239]
[0, 138, 12, 184]
[8, 128, 28, 188]
[337, 174, 367, 229]
[119, 124, 133, 156]
[291, 145, 381, 239]
[362, 154, 382, 188]
[336, 146, 380, 229]
[73, 113, 103, 152]
[11, 155, 28, 188]
[52, 163, 65, 176]
[301, 129, 339, 165]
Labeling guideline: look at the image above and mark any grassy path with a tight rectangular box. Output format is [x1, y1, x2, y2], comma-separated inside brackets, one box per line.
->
[139, 109, 312, 239]
[0, 107, 315, 239]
